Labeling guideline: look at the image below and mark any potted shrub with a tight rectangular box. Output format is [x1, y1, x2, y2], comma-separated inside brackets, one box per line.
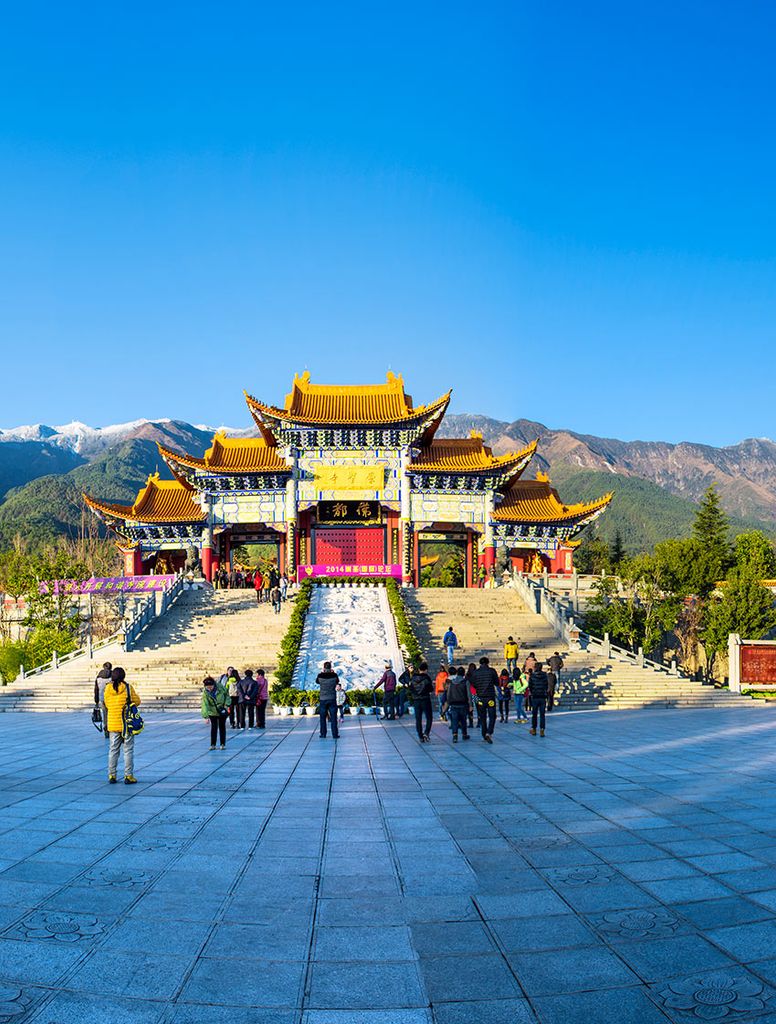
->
[307, 689, 319, 715]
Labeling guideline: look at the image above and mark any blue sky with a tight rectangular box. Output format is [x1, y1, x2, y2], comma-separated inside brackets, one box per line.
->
[1, 2, 774, 445]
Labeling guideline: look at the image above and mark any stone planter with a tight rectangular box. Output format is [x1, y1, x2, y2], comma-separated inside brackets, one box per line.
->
[276, 707, 290, 717]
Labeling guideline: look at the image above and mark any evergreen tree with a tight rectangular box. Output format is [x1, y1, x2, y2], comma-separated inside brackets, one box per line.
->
[733, 531, 776, 579]
[691, 484, 732, 595]
[610, 531, 625, 569]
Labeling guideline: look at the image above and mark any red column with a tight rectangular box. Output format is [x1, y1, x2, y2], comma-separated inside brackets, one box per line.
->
[201, 545, 213, 582]
[223, 532, 231, 572]
[412, 529, 420, 587]
[122, 548, 143, 576]
[483, 545, 496, 572]
[279, 531, 287, 575]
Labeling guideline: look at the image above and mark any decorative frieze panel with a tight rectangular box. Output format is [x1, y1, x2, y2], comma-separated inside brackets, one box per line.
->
[409, 492, 488, 525]
[211, 492, 286, 526]
[298, 449, 402, 504]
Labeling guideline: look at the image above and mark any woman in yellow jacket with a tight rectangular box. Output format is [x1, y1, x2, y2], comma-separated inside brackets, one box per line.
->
[103, 667, 141, 785]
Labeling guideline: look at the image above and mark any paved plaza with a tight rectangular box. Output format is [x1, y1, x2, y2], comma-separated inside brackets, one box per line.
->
[0, 707, 775, 1021]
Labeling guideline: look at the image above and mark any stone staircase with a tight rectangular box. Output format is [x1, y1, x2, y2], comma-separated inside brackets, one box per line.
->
[0, 589, 291, 713]
[403, 588, 748, 710]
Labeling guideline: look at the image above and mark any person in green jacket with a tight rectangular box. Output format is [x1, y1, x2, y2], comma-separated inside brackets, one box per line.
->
[201, 676, 229, 749]
[512, 668, 529, 723]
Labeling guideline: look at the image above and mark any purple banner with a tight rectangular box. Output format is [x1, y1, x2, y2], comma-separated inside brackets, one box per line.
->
[41, 575, 176, 595]
[297, 564, 401, 582]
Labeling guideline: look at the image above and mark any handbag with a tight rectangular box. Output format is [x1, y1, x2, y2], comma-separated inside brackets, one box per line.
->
[91, 706, 104, 732]
[123, 683, 144, 737]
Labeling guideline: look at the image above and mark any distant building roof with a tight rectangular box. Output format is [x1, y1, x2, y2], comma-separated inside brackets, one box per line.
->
[159, 433, 289, 475]
[494, 475, 612, 525]
[84, 474, 205, 524]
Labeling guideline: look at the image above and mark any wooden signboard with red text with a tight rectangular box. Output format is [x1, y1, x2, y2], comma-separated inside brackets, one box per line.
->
[741, 644, 776, 685]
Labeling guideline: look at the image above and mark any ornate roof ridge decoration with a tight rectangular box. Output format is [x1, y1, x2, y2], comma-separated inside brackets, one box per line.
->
[83, 473, 206, 524]
[494, 478, 613, 525]
[411, 435, 538, 478]
[158, 433, 289, 476]
[244, 371, 451, 427]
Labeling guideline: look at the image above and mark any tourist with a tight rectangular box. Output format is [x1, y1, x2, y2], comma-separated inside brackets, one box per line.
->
[523, 651, 537, 674]
[497, 669, 512, 722]
[444, 666, 472, 743]
[335, 682, 346, 722]
[263, 569, 271, 599]
[434, 663, 449, 721]
[410, 662, 434, 743]
[513, 667, 528, 722]
[220, 666, 240, 728]
[238, 669, 258, 729]
[442, 625, 458, 666]
[93, 661, 112, 741]
[201, 675, 228, 749]
[528, 660, 550, 737]
[374, 660, 398, 719]
[104, 667, 140, 784]
[504, 636, 519, 676]
[547, 651, 564, 709]
[270, 583, 282, 614]
[466, 662, 477, 728]
[396, 666, 411, 718]
[253, 572, 264, 605]
[228, 568, 239, 590]
[280, 573, 289, 601]
[213, 571, 221, 590]
[316, 661, 340, 740]
[255, 668, 269, 728]
[472, 656, 499, 743]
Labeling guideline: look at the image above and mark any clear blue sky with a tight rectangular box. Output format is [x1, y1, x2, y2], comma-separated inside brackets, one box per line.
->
[1, 2, 774, 445]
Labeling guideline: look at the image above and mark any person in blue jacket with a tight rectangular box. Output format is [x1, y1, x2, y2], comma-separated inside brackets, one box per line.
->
[442, 626, 458, 666]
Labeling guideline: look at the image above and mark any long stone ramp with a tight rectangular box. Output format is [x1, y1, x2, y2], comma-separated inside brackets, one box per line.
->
[293, 585, 405, 690]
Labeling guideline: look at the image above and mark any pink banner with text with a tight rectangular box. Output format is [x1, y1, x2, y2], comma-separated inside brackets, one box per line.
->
[297, 564, 401, 582]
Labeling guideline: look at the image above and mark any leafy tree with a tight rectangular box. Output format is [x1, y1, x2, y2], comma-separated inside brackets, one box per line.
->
[574, 537, 611, 575]
[733, 531, 776, 578]
[701, 565, 776, 679]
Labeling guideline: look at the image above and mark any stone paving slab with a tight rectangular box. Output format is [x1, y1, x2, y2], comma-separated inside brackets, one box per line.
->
[0, 706, 775, 1021]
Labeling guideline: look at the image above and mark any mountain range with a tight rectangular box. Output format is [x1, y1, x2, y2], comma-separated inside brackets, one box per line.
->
[0, 415, 773, 552]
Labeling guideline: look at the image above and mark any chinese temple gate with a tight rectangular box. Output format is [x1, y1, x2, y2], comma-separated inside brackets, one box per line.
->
[84, 372, 612, 587]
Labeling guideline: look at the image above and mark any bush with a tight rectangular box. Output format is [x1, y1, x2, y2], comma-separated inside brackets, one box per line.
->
[274, 579, 313, 686]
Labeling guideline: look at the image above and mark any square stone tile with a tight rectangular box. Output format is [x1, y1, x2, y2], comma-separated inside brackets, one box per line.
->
[474, 891, 569, 920]
[304, 1012, 432, 1024]
[613, 934, 736, 982]
[315, 925, 413, 961]
[490, 913, 596, 952]
[26, 991, 168, 1023]
[431, 999, 537, 1023]
[418, 952, 521, 1003]
[507, 945, 639, 995]
[410, 921, 494, 957]
[180, 958, 305, 1007]
[308, 961, 425, 1008]
[675, 897, 774, 931]
[708, 920, 776, 963]
[640, 876, 734, 903]
[532, 986, 670, 1024]
[67, 950, 193, 1000]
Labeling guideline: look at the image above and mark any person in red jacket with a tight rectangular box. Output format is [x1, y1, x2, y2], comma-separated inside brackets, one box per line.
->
[253, 571, 264, 605]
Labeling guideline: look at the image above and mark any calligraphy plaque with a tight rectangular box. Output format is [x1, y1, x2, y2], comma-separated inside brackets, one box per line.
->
[314, 465, 384, 492]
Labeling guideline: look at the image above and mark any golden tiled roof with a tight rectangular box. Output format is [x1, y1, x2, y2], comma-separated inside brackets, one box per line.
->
[246, 371, 451, 425]
[83, 474, 205, 524]
[159, 433, 289, 475]
[411, 434, 537, 475]
[494, 479, 613, 524]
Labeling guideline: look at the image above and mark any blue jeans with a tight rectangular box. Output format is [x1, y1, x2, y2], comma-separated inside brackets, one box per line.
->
[319, 699, 339, 738]
[515, 693, 525, 719]
[438, 693, 446, 717]
[449, 705, 469, 737]
[446, 645, 456, 664]
[506, 658, 517, 675]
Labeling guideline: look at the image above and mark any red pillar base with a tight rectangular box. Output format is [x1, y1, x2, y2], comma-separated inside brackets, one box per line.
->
[201, 546, 213, 582]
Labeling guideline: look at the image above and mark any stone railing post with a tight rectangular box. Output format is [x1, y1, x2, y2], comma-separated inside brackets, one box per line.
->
[637, 646, 644, 668]
[604, 632, 611, 658]
[670, 658, 677, 676]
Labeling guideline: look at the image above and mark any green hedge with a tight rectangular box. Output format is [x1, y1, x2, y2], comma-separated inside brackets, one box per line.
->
[272, 578, 313, 689]
[386, 579, 423, 667]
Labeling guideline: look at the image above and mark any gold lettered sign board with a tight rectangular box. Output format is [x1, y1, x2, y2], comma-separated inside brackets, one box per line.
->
[314, 465, 384, 492]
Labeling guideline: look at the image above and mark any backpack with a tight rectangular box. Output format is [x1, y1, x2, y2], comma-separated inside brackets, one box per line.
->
[123, 684, 144, 738]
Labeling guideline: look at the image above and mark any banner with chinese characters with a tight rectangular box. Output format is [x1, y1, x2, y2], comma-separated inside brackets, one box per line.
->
[40, 575, 177, 595]
[317, 500, 381, 525]
[314, 465, 384, 492]
[297, 564, 401, 581]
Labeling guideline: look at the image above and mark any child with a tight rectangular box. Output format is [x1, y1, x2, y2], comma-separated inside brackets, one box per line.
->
[512, 667, 529, 722]
[335, 682, 346, 722]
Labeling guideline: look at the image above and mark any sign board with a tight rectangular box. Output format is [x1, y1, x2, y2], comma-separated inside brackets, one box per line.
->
[298, 564, 401, 581]
[741, 644, 776, 685]
[40, 575, 176, 595]
[314, 465, 384, 492]
[317, 501, 381, 525]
